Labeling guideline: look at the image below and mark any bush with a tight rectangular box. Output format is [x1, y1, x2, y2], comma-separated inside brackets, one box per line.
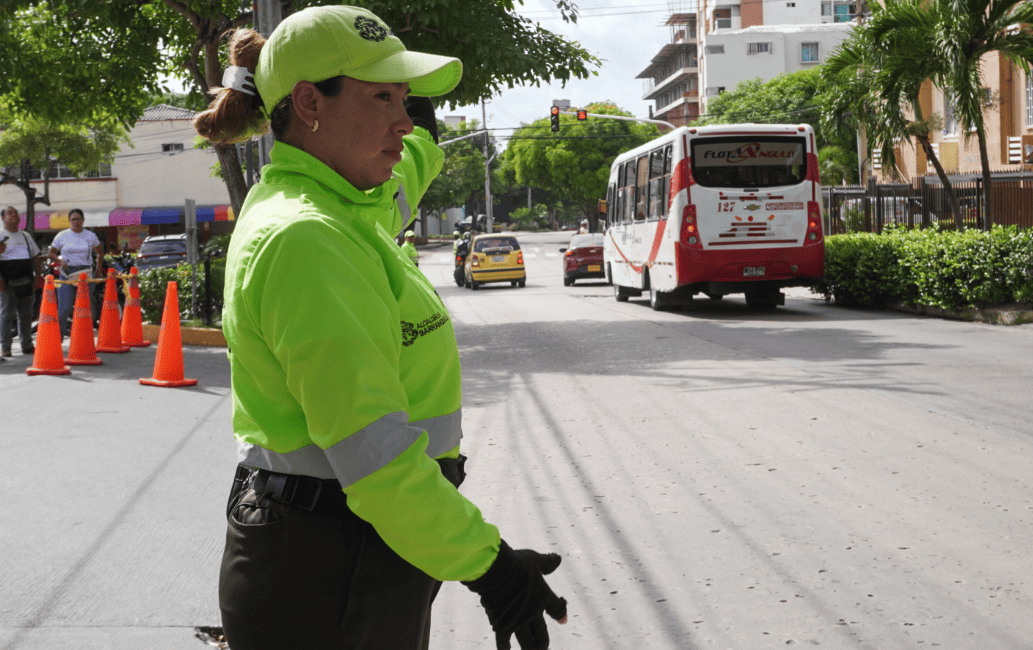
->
[815, 225, 1033, 310]
[138, 258, 225, 325]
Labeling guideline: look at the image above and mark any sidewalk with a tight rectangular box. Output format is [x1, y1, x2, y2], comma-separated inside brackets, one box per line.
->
[0, 342, 233, 650]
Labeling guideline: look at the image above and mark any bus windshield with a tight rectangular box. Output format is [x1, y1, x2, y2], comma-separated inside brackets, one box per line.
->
[691, 136, 807, 189]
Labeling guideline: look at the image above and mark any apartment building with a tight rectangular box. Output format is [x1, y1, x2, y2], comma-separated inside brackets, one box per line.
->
[637, 12, 701, 128]
[639, 1, 856, 125]
[870, 54, 1033, 182]
[0, 104, 233, 249]
[699, 0, 856, 112]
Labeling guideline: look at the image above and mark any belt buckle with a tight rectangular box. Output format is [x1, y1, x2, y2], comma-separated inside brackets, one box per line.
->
[295, 479, 322, 512]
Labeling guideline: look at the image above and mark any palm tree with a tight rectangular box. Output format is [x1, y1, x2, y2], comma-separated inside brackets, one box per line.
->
[823, 1, 968, 229]
[869, 0, 1033, 229]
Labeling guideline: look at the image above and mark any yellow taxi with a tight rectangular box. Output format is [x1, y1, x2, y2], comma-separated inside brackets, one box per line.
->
[464, 234, 526, 290]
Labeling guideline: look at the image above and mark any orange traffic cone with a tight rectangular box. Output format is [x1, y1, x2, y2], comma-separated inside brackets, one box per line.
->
[27, 276, 71, 376]
[96, 269, 130, 353]
[140, 281, 197, 387]
[65, 274, 103, 366]
[121, 267, 151, 347]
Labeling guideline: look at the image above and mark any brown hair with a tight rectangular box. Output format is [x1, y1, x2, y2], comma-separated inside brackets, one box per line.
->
[193, 29, 270, 144]
[69, 208, 85, 220]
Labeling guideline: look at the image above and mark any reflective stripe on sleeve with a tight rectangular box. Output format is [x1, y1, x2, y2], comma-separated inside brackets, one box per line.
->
[236, 408, 463, 483]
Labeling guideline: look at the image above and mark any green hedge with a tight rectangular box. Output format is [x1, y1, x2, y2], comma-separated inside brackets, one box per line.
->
[814, 226, 1033, 310]
[138, 241, 227, 326]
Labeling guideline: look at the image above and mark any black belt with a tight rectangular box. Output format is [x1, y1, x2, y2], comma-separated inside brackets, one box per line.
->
[252, 469, 347, 514]
[244, 454, 466, 516]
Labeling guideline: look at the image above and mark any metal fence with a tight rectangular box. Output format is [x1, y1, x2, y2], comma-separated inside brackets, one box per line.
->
[823, 172, 1033, 235]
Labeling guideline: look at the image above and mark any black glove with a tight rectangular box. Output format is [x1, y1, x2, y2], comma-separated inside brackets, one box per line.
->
[404, 96, 439, 143]
[463, 540, 568, 650]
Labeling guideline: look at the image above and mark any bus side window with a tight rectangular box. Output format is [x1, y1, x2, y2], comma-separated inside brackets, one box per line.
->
[662, 144, 673, 220]
[635, 156, 649, 222]
[648, 148, 665, 220]
[623, 161, 636, 223]
[606, 184, 616, 227]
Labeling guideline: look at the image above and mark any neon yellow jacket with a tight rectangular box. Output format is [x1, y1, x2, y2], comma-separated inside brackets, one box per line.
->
[223, 129, 499, 581]
[400, 241, 419, 265]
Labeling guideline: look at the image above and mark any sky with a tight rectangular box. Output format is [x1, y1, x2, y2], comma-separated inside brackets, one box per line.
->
[449, 0, 689, 148]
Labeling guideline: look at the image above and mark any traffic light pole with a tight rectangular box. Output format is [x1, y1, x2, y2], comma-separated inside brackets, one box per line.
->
[559, 111, 676, 130]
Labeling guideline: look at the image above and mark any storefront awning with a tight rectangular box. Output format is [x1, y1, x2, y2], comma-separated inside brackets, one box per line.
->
[24, 206, 235, 230]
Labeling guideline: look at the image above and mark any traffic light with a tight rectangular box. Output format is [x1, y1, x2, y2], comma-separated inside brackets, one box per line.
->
[550, 106, 560, 133]
[576, 108, 588, 121]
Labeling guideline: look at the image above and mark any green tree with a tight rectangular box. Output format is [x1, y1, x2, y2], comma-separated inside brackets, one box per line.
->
[695, 69, 832, 146]
[822, 7, 968, 229]
[423, 119, 494, 218]
[1, 1, 600, 217]
[867, 0, 1033, 229]
[0, 102, 129, 233]
[502, 102, 659, 227]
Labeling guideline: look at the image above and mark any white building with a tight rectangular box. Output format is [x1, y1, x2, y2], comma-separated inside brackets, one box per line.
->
[694, 0, 858, 113]
[0, 104, 233, 249]
[701, 23, 854, 104]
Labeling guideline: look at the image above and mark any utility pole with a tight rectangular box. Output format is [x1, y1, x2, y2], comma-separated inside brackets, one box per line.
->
[482, 99, 493, 233]
[255, 0, 282, 170]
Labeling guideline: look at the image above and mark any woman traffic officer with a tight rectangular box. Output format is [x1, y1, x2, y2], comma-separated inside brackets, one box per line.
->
[193, 6, 568, 650]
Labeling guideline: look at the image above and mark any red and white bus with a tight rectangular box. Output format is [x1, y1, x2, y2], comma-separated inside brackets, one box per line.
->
[603, 123, 825, 309]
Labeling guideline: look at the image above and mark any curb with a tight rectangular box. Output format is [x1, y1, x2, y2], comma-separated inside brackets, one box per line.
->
[888, 302, 1033, 326]
[142, 323, 227, 347]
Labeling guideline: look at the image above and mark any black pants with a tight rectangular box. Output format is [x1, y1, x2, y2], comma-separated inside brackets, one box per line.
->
[220, 457, 466, 650]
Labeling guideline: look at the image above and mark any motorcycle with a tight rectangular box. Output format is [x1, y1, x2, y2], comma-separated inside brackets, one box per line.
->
[453, 240, 469, 287]
[89, 244, 135, 326]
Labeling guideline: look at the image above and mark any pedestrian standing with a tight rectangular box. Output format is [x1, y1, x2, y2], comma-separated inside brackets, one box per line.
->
[48, 208, 102, 337]
[401, 229, 420, 266]
[0, 206, 42, 357]
[193, 6, 567, 650]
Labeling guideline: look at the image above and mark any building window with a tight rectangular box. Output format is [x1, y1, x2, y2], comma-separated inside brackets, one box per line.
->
[162, 143, 184, 153]
[801, 42, 819, 63]
[1026, 75, 1033, 127]
[706, 87, 726, 97]
[786, 2, 795, 6]
[705, 44, 725, 54]
[747, 42, 771, 55]
[821, 1, 832, 15]
[944, 94, 958, 135]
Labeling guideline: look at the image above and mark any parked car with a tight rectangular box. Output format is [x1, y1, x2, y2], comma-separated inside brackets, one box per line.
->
[456, 214, 488, 234]
[464, 234, 526, 290]
[136, 234, 191, 273]
[559, 233, 605, 286]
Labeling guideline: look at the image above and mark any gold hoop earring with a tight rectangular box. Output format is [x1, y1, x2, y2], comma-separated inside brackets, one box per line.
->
[311, 120, 319, 133]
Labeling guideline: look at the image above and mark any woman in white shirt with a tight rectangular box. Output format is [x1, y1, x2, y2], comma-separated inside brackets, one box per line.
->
[48, 208, 103, 336]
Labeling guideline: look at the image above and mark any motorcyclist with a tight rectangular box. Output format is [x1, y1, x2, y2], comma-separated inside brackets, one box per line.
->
[454, 231, 472, 287]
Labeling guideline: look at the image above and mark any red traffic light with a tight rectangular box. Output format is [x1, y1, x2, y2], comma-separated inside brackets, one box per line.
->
[576, 109, 587, 121]
[550, 106, 560, 116]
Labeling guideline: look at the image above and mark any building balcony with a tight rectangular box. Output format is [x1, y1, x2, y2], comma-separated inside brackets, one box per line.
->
[642, 66, 700, 100]
[654, 94, 701, 119]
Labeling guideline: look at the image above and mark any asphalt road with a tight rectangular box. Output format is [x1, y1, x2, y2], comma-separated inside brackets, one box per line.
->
[1, 230, 1030, 649]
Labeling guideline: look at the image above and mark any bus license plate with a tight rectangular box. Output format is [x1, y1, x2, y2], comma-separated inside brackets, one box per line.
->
[743, 266, 765, 277]
[492, 255, 506, 263]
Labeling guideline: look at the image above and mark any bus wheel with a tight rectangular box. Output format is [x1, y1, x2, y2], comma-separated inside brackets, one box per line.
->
[470, 279, 479, 290]
[614, 284, 630, 302]
[649, 286, 669, 311]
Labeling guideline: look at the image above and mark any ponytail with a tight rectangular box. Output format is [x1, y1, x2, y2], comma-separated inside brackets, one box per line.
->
[193, 29, 269, 144]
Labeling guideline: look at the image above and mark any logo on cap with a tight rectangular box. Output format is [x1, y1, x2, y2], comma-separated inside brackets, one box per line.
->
[355, 16, 387, 42]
